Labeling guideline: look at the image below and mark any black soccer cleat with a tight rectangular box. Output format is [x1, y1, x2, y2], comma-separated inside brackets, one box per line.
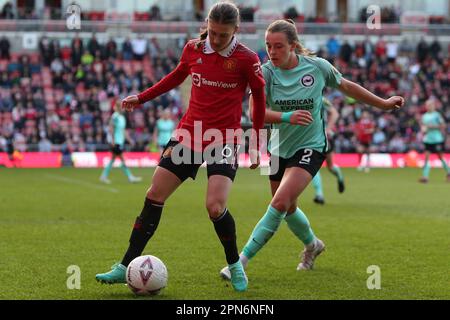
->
[313, 196, 325, 205]
[338, 179, 345, 193]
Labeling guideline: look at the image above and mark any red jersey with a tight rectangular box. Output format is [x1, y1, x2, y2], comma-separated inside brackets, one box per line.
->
[355, 118, 375, 143]
[138, 37, 265, 150]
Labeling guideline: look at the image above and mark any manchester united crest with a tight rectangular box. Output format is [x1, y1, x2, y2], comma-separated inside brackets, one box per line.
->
[223, 59, 237, 72]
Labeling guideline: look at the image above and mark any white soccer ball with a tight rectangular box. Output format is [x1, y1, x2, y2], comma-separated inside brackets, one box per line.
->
[126, 255, 168, 295]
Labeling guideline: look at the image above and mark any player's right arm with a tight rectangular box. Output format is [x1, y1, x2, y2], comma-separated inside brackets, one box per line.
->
[122, 43, 191, 112]
[249, 95, 313, 126]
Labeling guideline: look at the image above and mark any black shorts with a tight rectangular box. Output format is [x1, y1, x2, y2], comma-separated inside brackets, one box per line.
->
[158, 140, 240, 182]
[111, 144, 124, 156]
[269, 148, 326, 182]
[424, 142, 444, 153]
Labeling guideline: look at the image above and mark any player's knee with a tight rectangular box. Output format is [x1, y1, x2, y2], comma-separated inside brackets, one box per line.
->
[146, 185, 166, 203]
[270, 197, 291, 213]
[206, 200, 225, 219]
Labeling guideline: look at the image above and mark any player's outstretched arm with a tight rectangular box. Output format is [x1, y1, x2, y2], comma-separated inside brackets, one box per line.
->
[338, 78, 405, 111]
[122, 62, 190, 113]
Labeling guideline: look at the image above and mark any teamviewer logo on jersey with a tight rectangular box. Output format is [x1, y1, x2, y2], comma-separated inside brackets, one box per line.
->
[253, 62, 262, 76]
[192, 73, 201, 87]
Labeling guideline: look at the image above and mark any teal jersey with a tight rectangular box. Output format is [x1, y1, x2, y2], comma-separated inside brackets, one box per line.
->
[112, 112, 126, 146]
[156, 119, 175, 146]
[422, 111, 445, 144]
[263, 55, 342, 158]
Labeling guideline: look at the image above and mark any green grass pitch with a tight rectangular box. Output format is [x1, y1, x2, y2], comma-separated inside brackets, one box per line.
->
[0, 167, 449, 300]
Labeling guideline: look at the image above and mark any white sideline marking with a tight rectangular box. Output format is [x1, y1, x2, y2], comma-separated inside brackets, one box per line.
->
[45, 174, 119, 193]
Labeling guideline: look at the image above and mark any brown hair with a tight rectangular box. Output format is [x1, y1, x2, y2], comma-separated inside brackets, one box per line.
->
[266, 19, 315, 56]
[195, 1, 240, 49]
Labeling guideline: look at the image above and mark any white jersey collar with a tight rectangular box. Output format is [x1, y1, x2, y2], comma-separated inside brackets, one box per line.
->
[203, 35, 238, 57]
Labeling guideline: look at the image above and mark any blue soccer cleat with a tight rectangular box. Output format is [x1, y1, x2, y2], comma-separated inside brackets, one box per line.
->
[228, 260, 248, 292]
[95, 263, 127, 284]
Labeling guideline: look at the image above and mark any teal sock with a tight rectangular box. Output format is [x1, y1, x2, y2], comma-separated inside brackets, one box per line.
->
[422, 159, 430, 178]
[440, 158, 450, 174]
[312, 172, 324, 198]
[242, 205, 286, 260]
[121, 163, 133, 179]
[285, 207, 315, 245]
[332, 165, 344, 182]
[101, 159, 114, 178]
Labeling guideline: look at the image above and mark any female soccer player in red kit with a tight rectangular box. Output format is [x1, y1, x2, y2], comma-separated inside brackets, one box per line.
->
[95, 2, 266, 292]
[355, 111, 375, 172]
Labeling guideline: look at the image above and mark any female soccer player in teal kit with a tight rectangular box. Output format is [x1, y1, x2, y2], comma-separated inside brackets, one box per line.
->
[221, 19, 404, 280]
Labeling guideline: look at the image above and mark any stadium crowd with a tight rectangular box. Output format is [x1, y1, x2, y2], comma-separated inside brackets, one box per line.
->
[0, 33, 449, 154]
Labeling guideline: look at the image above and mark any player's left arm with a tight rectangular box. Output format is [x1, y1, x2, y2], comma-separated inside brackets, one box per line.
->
[249, 95, 312, 126]
[338, 78, 404, 111]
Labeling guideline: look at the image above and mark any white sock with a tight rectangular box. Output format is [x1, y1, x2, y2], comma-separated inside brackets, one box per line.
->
[239, 253, 249, 268]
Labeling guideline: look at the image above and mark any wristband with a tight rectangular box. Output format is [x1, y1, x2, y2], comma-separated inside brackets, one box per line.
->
[281, 111, 294, 123]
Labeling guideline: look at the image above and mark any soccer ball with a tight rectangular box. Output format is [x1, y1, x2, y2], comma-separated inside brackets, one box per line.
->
[126, 255, 168, 295]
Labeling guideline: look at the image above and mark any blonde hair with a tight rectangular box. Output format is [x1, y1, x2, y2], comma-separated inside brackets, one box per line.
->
[195, 1, 240, 49]
[266, 19, 315, 56]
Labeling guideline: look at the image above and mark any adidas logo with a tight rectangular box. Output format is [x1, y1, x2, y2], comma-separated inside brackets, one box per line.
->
[196, 58, 202, 64]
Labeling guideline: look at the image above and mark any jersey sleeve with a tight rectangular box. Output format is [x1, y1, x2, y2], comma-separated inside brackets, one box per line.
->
[244, 53, 265, 90]
[315, 57, 342, 88]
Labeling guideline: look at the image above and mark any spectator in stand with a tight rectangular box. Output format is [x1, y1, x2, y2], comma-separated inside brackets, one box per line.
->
[416, 37, 429, 63]
[339, 40, 353, 64]
[105, 37, 118, 59]
[429, 37, 442, 61]
[1, 1, 14, 19]
[131, 34, 147, 61]
[87, 34, 101, 56]
[121, 37, 133, 61]
[0, 36, 10, 59]
[71, 35, 84, 66]
[326, 36, 340, 59]
[386, 41, 398, 64]
[149, 4, 162, 20]
[39, 36, 54, 66]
